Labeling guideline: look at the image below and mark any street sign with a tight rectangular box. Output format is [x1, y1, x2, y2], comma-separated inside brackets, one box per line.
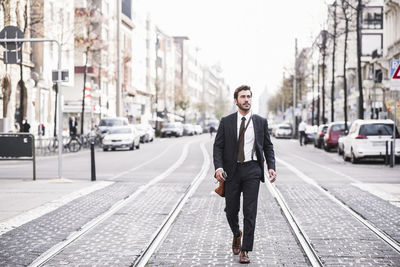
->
[0, 26, 24, 50]
[390, 59, 400, 91]
[3, 50, 22, 64]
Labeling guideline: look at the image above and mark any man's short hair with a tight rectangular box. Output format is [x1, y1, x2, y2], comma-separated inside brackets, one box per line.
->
[234, 85, 252, 99]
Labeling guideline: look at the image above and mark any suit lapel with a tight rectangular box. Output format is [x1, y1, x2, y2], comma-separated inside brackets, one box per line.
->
[233, 112, 237, 141]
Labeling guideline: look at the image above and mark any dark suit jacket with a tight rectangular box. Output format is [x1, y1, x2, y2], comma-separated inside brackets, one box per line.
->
[213, 112, 275, 183]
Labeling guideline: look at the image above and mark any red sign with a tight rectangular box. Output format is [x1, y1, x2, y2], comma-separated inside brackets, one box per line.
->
[393, 65, 400, 79]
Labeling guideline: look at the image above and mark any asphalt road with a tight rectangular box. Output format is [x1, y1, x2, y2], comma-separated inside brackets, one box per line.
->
[0, 134, 399, 266]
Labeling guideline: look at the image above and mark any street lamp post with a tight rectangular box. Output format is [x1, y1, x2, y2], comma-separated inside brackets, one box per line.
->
[0, 36, 64, 178]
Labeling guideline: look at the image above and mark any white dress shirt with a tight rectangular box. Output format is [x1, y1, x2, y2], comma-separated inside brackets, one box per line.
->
[237, 111, 257, 162]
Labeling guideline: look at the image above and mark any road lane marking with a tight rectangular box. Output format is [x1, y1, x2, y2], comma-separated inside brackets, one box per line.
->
[134, 140, 210, 267]
[276, 157, 400, 254]
[0, 181, 114, 236]
[28, 139, 197, 267]
[288, 154, 361, 183]
[109, 142, 175, 180]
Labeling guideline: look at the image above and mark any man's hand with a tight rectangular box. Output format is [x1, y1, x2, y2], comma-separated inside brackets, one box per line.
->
[215, 169, 226, 182]
[268, 169, 277, 183]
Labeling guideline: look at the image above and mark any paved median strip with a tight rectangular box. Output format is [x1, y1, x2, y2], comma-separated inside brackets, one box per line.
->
[0, 180, 114, 236]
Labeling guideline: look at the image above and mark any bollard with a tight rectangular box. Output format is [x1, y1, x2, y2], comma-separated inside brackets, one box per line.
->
[390, 141, 394, 168]
[91, 142, 96, 181]
[385, 141, 389, 165]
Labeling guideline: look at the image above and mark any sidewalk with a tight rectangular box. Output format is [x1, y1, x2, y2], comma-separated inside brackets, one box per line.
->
[0, 178, 112, 235]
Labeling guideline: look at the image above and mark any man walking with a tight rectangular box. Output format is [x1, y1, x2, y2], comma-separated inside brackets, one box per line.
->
[213, 85, 277, 264]
[298, 120, 307, 146]
[69, 116, 78, 136]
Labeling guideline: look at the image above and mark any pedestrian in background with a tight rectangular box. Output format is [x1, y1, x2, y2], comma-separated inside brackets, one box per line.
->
[209, 126, 215, 138]
[21, 119, 30, 133]
[213, 85, 277, 264]
[298, 120, 307, 146]
[69, 116, 78, 136]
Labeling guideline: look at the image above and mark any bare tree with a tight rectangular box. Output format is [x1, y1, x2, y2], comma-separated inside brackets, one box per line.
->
[330, 1, 338, 122]
[1, 0, 12, 118]
[356, 0, 364, 119]
[14, 0, 30, 129]
[267, 76, 294, 115]
[75, 2, 104, 134]
[317, 30, 328, 124]
[341, 0, 352, 131]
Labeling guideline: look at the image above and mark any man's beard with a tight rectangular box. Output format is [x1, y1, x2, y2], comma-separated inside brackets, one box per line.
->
[237, 102, 251, 112]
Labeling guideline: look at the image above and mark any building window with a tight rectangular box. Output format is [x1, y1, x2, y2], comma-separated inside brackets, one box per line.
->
[362, 7, 383, 29]
[122, 0, 131, 19]
[362, 34, 382, 56]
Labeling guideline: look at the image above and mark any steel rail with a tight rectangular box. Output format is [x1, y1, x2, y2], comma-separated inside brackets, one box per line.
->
[265, 177, 324, 267]
[28, 139, 197, 267]
[277, 157, 400, 254]
[133, 141, 210, 267]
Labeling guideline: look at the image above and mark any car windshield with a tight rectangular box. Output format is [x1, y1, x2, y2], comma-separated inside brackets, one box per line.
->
[100, 119, 125, 127]
[331, 124, 345, 131]
[359, 124, 398, 136]
[109, 128, 131, 134]
[279, 126, 291, 129]
[322, 126, 328, 132]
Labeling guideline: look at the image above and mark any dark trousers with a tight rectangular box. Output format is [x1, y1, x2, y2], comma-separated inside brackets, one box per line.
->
[225, 161, 261, 251]
[299, 131, 307, 146]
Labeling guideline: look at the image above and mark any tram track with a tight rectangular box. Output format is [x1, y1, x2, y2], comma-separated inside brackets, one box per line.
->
[28, 139, 207, 267]
[132, 141, 210, 267]
[265, 157, 400, 267]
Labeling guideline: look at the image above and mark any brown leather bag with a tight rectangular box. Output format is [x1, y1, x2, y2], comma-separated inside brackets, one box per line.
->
[214, 172, 227, 197]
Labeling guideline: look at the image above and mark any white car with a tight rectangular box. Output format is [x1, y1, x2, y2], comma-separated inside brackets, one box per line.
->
[97, 117, 129, 138]
[134, 124, 155, 143]
[342, 119, 400, 163]
[194, 124, 203, 135]
[161, 122, 184, 137]
[102, 126, 141, 151]
[275, 124, 292, 139]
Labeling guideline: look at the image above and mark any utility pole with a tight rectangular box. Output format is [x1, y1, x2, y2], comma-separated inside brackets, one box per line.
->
[356, 0, 364, 119]
[317, 62, 321, 126]
[155, 35, 160, 134]
[116, 0, 122, 116]
[312, 64, 315, 126]
[321, 30, 327, 124]
[292, 38, 297, 138]
[331, 1, 337, 123]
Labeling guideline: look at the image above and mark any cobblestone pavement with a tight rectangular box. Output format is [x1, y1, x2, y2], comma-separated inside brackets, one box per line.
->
[43, 140, 205, 266]
[0, 139, 203, 266]
[2, 136, 400, 266]
[0, 182, 140, 266]
[276, 180, 400, 266]
[321, 184, 400, 244]
[45, 183, 187, 266]
[148, 144, 310, 267]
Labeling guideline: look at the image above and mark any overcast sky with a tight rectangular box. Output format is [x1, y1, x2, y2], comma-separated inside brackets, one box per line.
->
[144, 0, 329, 112]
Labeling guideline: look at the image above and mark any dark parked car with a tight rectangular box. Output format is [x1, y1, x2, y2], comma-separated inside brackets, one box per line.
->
[314, 124, 328, 148]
